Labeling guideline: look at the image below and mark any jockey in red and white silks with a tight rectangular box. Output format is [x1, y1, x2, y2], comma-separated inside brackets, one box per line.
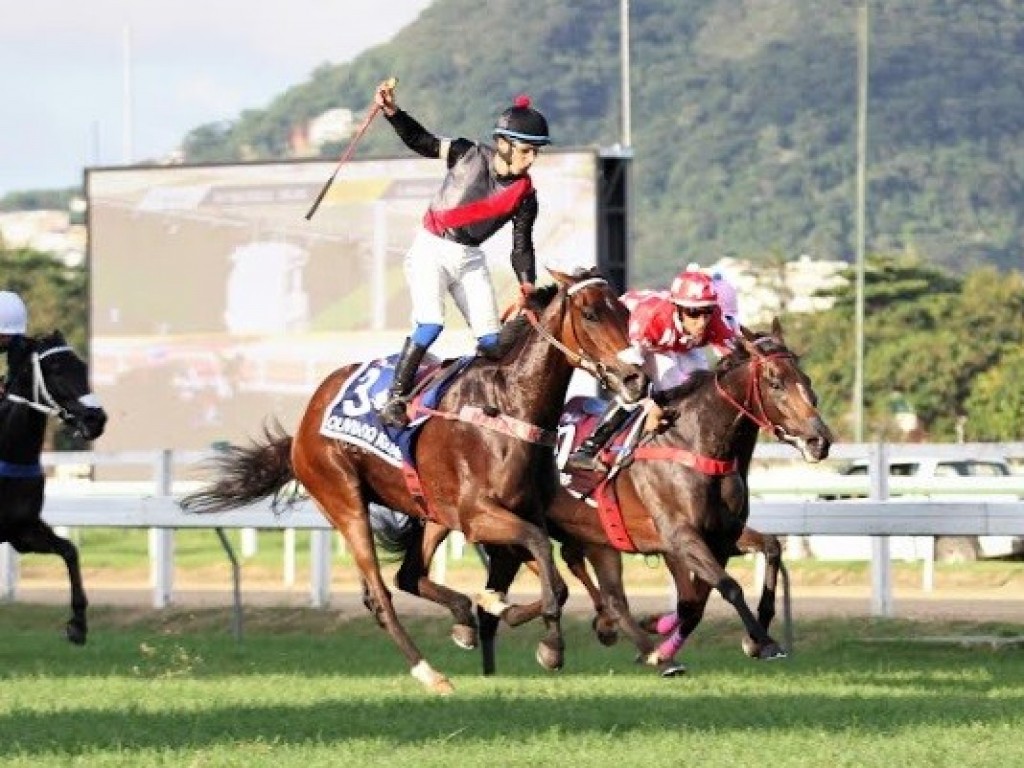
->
[621, 279, 736, 391]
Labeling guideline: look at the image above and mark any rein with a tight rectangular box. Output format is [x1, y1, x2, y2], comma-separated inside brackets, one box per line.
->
[5, 345, 76, 421]
[520, 277, 617, 390]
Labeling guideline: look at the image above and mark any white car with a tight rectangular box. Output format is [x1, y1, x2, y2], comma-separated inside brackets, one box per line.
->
[805, 456, 1024, 562]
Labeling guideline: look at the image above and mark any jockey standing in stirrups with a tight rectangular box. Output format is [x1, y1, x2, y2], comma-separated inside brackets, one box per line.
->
[564, 268, 738, 473]
[372, 79, 551, 428]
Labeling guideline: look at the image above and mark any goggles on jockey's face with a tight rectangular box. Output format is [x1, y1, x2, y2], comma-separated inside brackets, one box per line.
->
[510, 140, 541, 156]
[679, 306, 714, 319]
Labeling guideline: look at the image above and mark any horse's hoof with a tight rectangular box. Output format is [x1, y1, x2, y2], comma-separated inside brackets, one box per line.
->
[431, 676, 456, 695]
[411, 660, 455, 694]
[596, 629, 619, 647]
[590, 616, 619, 647]
[536, 640, 564, 671]
[660, 663, 687, 678]
[638, 614, 661, 635]
[759, 643, 787, 661]
[741, 637, 761, 658]
[65, 622, 87, 646]
[451, 624, 478, 650]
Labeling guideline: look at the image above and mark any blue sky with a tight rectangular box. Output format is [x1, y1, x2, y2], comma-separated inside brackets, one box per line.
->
[0, 0, 432, 196]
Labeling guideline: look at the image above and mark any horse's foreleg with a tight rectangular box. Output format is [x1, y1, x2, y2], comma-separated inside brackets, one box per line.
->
[734, 527, 783, 657]
[12, 523, 88, 645]
[394, 521, 477, 650]
[465, 509, 566, 672]
[670, 528, 785, 661]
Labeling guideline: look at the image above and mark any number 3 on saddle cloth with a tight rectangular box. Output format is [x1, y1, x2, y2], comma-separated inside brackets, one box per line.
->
[320, 353, 476, 518]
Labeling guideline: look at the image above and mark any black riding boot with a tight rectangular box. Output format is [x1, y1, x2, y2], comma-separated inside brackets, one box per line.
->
[564, 403, 632, 473]
[380, 337, 428, 428]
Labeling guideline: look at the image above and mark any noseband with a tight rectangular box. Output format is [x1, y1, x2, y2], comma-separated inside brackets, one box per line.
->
[521, 278, 619, 391]
[5, 345, 80, 423]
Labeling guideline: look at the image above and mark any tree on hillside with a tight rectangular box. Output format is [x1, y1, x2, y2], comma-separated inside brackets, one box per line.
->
[786, 257, 1023, 441]
[0, 248, 88, 354]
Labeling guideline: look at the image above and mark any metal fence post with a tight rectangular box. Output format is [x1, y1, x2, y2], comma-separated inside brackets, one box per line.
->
[149, 449, 175, 608]
[0, 543, 18, 601]
[309, 529, 332, 608]
[869, 442, 892, 616]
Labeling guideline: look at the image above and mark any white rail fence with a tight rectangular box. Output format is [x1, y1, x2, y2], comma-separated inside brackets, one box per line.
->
[1, 442, 1022, 618]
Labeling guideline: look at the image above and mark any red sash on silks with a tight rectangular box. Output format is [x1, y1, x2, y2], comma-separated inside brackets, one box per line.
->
[423, 177, 533, 235]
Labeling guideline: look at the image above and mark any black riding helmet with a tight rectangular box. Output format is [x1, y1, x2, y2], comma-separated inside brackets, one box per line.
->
[493, 95, 551, 146]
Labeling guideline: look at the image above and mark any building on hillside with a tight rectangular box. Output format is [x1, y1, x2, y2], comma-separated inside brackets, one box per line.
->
[308, 108, 355, 151]
[0, 210, 86, 268]
[707, 255, 847, 327]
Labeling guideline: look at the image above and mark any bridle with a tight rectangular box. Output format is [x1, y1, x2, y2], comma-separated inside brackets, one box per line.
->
[713, 340, 800, 441]
[5, 344, 88, 423]
[520, 277, 621, 392]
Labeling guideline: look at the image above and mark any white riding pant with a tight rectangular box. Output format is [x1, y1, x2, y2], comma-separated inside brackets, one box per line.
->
[403, 229, 501, 337]
[642, 347, 712, 391]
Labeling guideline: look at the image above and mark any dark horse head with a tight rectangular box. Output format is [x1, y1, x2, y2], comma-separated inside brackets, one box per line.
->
[675, 317, 827, 462]
[2, 330, 108, 448]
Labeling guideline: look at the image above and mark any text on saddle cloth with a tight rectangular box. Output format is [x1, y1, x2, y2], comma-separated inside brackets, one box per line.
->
[319, 354, 474, 468]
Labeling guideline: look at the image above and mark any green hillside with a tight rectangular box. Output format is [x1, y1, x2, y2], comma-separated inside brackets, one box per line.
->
[180, 0, 1024, 286]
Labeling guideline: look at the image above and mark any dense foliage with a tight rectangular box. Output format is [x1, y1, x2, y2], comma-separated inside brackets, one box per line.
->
[179, 0, 1024, 284]
[784, 257, 1024, 441]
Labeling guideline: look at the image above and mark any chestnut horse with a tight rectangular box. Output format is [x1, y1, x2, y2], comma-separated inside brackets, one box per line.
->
[0, 331, 108, 644]
[181, 268, 647, 693]
[378, 321, 831, 675]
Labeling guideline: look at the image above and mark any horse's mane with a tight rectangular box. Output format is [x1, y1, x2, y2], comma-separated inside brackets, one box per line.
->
[490, 268, 603, 355]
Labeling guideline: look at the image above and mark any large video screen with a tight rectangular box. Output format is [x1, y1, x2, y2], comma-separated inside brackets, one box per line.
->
[87, 151, 600, 453]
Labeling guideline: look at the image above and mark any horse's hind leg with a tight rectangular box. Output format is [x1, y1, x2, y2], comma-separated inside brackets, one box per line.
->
[561, 540, 619, 647]
[11, 522, 88, 645]
[393, 521, 478, 650]
[476, 544, 525, 676]
[583, 544, 660, 660]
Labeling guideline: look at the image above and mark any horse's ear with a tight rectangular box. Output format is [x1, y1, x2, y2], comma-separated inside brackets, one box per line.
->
[547, 267, 572, 287]
[739, 324, 756, 341]
[771, 317, 785, 342]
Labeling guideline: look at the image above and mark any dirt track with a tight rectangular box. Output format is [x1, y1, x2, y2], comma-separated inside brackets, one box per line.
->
[13, 580, 1024, 623]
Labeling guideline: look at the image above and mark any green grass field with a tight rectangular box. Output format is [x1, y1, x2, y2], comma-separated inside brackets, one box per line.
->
[1, 605, 1022, 767]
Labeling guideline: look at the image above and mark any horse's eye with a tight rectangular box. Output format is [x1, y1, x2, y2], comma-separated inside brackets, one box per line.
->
[581, 307, 599, 322]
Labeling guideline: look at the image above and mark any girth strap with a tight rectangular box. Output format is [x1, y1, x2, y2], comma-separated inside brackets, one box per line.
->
[631, 445, 737, 476]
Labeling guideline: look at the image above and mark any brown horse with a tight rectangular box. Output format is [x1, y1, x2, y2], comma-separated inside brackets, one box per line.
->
[180, 268, 647, 693]
[379, 321, 831, 675]
[0, 331, 108, 644]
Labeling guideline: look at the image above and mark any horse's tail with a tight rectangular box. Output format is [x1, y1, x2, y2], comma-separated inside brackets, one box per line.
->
[180, 422, 296, 514]
[368, 504, 423, 562]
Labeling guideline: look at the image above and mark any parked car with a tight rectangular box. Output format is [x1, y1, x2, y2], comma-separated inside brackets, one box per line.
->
[808, 455, 1024, 562]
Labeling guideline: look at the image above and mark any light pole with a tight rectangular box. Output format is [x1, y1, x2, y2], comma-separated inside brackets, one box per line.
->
[620, 0, 632, 148]
[853, 1, 869, 442]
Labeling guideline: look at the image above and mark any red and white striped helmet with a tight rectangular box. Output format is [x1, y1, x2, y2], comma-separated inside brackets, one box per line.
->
[669, 270, 718, 308]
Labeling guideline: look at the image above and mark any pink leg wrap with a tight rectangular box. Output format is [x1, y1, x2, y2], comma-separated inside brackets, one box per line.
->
[657, 628, 687, 661]
[655, 612, 680, 636]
